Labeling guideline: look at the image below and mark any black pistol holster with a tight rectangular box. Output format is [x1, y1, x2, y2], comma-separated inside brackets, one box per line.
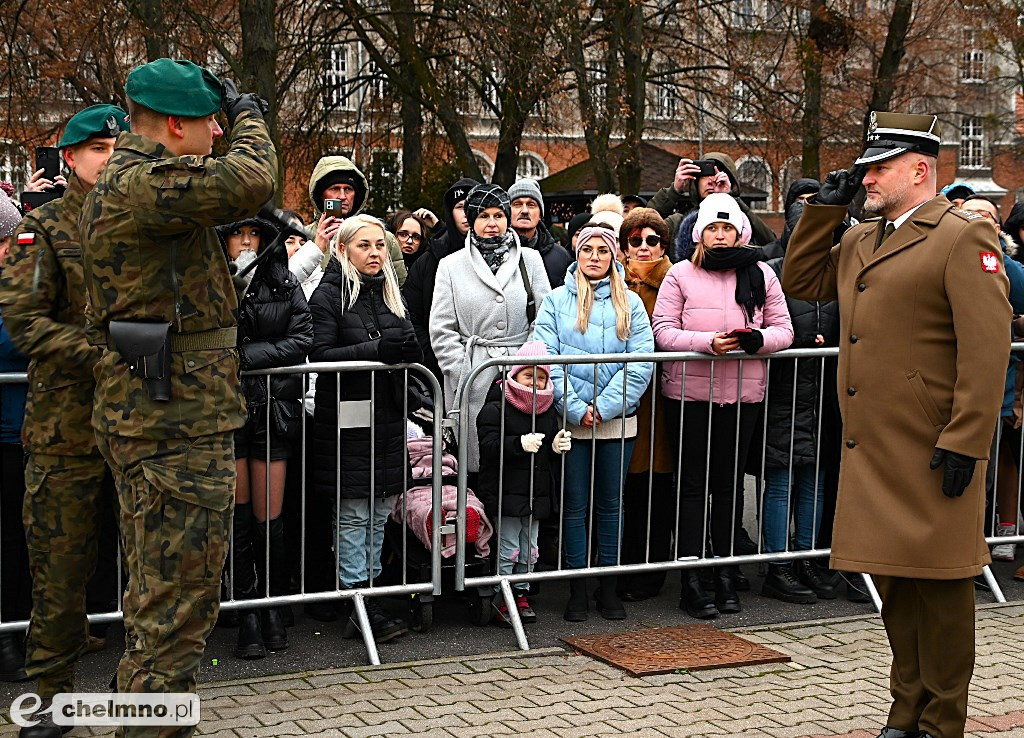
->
[109, 321, 173, 402]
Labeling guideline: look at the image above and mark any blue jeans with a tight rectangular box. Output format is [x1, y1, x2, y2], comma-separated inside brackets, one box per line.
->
[497, 516, 539, 594]
[563, 438, 635, 569]
[335, 497, 391, 587]
[763, 465, 824, 553]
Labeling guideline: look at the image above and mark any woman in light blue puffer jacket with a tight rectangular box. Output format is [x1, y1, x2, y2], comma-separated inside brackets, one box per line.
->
[532, 225, 654, 623]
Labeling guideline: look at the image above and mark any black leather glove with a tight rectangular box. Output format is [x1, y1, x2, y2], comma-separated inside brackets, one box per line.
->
[929, 448, 977, 498]
[401, 335, 421, 363]
[221, 79, 270, 127]
[736, 329, 764, 355]
[815, 166, 866, 207]
[377, 334, 405, 365]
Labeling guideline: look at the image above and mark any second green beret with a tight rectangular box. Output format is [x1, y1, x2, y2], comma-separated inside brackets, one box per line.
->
[58, 104, 130, 148]
[125, 58, 224, 117]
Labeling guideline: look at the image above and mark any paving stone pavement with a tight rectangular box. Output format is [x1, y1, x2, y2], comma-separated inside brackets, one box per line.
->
[3, 602, 1023, 737]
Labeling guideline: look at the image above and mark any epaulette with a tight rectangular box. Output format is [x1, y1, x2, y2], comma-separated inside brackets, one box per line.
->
[949, 207, 983, 222]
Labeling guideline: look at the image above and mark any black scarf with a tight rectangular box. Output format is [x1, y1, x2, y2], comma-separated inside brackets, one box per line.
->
[470, 230, 515, 274]
[700, 246, 766, 322]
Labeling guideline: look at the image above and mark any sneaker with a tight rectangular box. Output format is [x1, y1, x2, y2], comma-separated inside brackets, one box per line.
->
[494, 601, 513, 628]
[1014, 565, 1024, 582]
[991, 523, 1017, 562]
[515, 594, 537, 624]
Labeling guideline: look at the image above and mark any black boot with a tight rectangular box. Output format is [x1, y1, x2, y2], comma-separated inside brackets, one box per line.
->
[0, 633, 28, 682]
[17, 697, 72, 736]
[563, 578, 589, 622]
[260, 608, 288, 651]
[596, 576, 626, 620]
[680, 571, 718, 619]
[254, 518, 289, 651]
[714, 566, 742, 614]
[762, 563, 817, 604]
[794, 559, 838, 600]
[844, 572, 872, 603]
[235, 611, 266, 660]
[267, 516, 294, 628]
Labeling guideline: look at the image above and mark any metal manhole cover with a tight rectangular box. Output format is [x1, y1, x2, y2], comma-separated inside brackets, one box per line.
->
[562, 624, 791, 676]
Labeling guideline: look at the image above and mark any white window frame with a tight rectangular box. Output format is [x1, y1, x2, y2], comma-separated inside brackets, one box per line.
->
[0, 140, 30, 193]
[960, 116, 985, 169]
[732, 80, 756, 123]
[517, 152, 548, 180]
[961, 30, 986, 83]
[326, 44, 354, 111]
[473, 150, 494, 183]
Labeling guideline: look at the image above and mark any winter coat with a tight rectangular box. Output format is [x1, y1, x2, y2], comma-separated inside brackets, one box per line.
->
[430, 233, 552, 471]
[649, 151, 777, 249]
[308, 260, 420, 499]
[532, 262, 654, 435]
[762, 256, 839, 468]
[783, 197, 1011, 579]
[524, 223, 573, 288]
[476, 379, 560, 520]
[999, 231, 1024, 418]
[621, 255, 675, 474]
[0, 312, 28, 444]
[652, 258, 794, 404]
[234, 240, 313, 440]
[307, 155, 407, 286]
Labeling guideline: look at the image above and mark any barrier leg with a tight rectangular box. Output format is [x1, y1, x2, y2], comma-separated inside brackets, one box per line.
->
[862, 574, 883, 613]
[350, 592, 381, 666]
[500, 579, 530, 652]
[981, 565, 1007, 603]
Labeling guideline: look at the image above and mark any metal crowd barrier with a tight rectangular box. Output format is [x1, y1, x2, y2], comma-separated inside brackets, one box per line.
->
[453, 347, 1024, 649]
[0, 362, 444, 667]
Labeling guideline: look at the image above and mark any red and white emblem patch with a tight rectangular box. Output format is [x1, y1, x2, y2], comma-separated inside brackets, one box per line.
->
[980, 252, 1000, 273]
[17, 233, 34, 245]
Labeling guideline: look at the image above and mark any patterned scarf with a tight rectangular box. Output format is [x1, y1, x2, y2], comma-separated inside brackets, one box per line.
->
[470, 229, 516, 274]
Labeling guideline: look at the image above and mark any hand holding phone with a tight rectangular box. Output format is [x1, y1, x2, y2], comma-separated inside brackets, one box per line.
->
[724, 328, 752, 338]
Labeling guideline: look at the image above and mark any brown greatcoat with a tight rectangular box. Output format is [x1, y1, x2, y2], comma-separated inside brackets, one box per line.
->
[622, 255, 675, 474]
[783, 195, 1010, 579]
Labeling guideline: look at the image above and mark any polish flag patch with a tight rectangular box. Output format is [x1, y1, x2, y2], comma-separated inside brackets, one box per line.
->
[980, 252, 1000, 273]
[17, 233, 34, 245]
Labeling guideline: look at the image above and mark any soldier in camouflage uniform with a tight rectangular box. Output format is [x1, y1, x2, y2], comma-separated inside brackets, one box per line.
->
[0, 105, 129, 734]
[79, 59, 276, 737]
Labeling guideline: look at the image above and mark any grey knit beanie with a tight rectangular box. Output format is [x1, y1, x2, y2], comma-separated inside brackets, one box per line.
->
[507, 178, 544, 217]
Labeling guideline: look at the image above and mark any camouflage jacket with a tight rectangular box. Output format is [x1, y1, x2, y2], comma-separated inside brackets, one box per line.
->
[80, 111, 278, 439]
[0, 174, 102, 455]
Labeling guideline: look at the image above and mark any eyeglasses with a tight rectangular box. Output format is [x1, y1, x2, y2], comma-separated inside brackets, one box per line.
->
[628, 234, 662, 248]
[396, 230, 422, 242]
[578, 245, 612, 257]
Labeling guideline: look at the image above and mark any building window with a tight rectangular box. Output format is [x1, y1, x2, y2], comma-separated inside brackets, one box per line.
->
[366, 60, 390, 103]
[961, 30, 985, 83]
[960, 116, 985, 169]
[473, 151, 493, 183]
[366, 149, 401, 214]
[325, 45, 352, 110]
[517, 152, 547, 180]
[0, 142, 29, 193]
[733, 0, 757, 27]
[732, 80, 756, 123]
[737, 156, 772, 211]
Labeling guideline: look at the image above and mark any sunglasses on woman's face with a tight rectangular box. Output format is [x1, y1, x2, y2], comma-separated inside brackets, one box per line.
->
[628, 234, 661, 248]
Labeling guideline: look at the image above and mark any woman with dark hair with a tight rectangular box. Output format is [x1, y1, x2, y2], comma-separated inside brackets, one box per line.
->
[390, 210, 432, 268]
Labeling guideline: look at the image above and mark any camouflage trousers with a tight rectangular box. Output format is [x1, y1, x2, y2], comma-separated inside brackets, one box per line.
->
[23, 452, 112, 700]
[96, 432, 235, 738]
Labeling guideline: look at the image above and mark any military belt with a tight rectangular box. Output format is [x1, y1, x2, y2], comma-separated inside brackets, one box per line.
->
[94, 326, 237, 353]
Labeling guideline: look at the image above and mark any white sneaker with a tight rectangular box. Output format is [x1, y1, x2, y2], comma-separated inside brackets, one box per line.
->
[991, 523, 1017, 562]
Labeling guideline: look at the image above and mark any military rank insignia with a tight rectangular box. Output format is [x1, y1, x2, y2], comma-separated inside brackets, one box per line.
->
[980, 252, 1000, 273]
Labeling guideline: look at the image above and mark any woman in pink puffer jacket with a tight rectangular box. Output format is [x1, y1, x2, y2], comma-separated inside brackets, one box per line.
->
[652, 193, 793, 620]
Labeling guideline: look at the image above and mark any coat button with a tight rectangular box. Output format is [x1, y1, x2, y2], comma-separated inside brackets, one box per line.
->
[846, 439, 856, 448]
[858, 283, 866, 292]
[496, 296, 504, 304]
[850, 334, 858, 344]
[187, 360, 196, 368]
[848, 387, 857, 396]
[497, 321, 506, 330]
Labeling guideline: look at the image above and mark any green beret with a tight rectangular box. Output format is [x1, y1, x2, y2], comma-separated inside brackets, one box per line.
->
[58, 104, 130, 149]
[125, 58, 223, 117]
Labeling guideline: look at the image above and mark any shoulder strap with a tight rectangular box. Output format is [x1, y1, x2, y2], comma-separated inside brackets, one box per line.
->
[519, 257, 536, 324]
[349, 299, 381, 340]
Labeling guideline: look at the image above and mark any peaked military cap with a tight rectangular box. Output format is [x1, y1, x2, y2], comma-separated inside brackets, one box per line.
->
[125, 58, 224, 117]
[856, 111, 941, 165]
[58, 104, 130, 148]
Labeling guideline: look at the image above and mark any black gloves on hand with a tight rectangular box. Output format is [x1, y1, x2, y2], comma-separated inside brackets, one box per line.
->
[222, 79, 270, 127]
[377, 334, 405, 365]
[401, 335, 421, 363]
[816, 166, 866, 207]
[929, 448, 977, 498]
[736, 329, 764, 355]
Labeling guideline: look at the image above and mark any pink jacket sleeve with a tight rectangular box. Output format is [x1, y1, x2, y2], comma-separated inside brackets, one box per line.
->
[756, 265, 794, 354]
[652, 264, 717, 354]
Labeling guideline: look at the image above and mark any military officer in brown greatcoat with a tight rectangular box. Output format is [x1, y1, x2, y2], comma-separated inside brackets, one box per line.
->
[783, 112, 1011, 738]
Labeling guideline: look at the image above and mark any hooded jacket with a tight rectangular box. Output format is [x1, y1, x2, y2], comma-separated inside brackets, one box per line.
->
[403, 177, 479, 378]
[649, 151, 777, 250]
[307, 155, 407, 286]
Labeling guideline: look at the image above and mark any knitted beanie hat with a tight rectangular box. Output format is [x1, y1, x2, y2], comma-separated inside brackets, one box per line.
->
[508, 178, 544, 216]
[691, 193, 752, 246]
[465, 183, 512, 227]
[509, 340, 551, 381]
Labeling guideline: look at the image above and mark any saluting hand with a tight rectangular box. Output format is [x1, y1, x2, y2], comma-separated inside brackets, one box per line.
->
[816, 165, 866, 207]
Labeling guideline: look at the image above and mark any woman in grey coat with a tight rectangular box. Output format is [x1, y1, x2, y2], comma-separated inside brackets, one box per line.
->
[430, 183, 552, 473]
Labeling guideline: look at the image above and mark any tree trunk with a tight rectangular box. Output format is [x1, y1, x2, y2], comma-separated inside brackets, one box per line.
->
[238, 0, 282, 203]
[392, 2, 423, 206]
[799, 0, 825, 179]
[126, 0, 170, 61]
[866, 0, 913, 133]
[616, 0, 645, 194]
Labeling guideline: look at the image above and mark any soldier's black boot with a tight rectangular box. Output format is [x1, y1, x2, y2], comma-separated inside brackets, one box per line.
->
[762, 563, 817, 604]
[680, 570, 718, 619]
[254, 518, 288, 651]
[563, 578, 589, 622]
[714, 565, 742, 614]
[0, 633, 28, 682]
[18, 697, 72, 736]
[231, 503, 265, 660]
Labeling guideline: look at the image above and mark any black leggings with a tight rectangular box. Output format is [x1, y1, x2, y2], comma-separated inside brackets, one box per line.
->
[1, 443, 31, 622]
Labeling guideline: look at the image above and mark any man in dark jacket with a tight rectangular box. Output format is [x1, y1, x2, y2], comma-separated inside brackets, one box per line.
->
[402, 177, 478, 378]
[650, 152, 776, 248]
[508, 178, 572, 287]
